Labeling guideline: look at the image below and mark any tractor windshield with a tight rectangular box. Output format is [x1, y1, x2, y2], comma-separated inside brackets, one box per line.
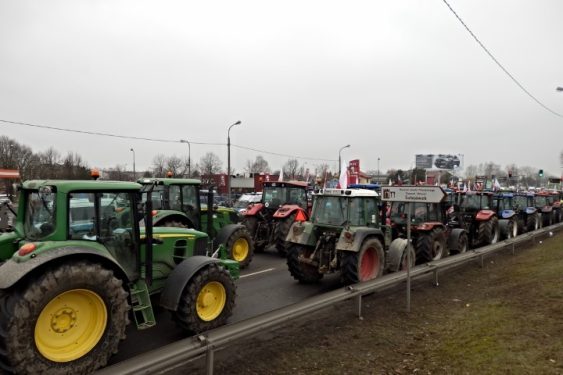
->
[459, 194, 486, 210]
[24, 190, 56, 240]
[141, 185, 165, 210]
[535, 196, 548, 207]
[312, 196, 348, 225]
[513, 195, 529, 209]
[263, 186, 307, 209]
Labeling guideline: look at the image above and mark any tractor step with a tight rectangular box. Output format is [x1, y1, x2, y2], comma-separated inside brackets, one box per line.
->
[129, 280, 156, 330]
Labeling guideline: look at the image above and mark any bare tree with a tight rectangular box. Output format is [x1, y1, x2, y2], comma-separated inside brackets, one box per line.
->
[151, 154, 167, 177]
[197, 152, 223, 185]
[165, 155, 183, 177]
[244, 155, 271, 176]
[283, 158, 299, 180]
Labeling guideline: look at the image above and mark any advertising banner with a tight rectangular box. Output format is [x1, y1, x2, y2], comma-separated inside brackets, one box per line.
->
[415, 154, 462, 170]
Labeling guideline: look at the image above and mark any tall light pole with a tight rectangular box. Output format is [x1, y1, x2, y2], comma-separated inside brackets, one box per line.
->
[227, 120, 242, 204]
[338, 144, 350, 176]
[377, 157, 380, 179]
[130, 148, 135, 180]
[180, 139, 191, 177]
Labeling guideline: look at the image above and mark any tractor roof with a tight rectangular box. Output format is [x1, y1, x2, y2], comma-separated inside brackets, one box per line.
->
[22, 180, 141, 193]
[314, 188, 379, 197]
[263, 180, 308, 188]
[137, 177, 201, 186]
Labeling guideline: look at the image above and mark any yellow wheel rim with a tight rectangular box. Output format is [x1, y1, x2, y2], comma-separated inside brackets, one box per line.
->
[35, 289, 107, 362]
[196, 281, 226, 321]
[232, 238, 249, 262]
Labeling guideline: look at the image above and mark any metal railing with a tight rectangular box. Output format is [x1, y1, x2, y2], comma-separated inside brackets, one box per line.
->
[97, 223, 562, 375]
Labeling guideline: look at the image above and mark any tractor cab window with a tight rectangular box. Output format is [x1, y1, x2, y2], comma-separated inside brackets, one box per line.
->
[288, 189, 307, 209]
[312, 196, 348, 225]
[24, 190, 56, 240]
[69, 193, 96, 240]
[263, 187, 282, 208]
[181, 185, 198, 213]
[348, 198, 365, 226]
[365, 198, 378, 226]
[169, 185, 182, 211]
[141, 185, 165, 210]
[461, 194, 481, 210]
[535, 196, 548, 207]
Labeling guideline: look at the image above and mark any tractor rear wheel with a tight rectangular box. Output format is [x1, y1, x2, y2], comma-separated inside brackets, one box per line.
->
[173, 263, 236, 333]
[226, 227, 254, 269]
[416, 228, 446, 263]
[506, 219, 517, 239]
[275, 213, 296, 257]
[526, 213, 539, 232]
[477, 217, 499, 247]
[0, 261, 129, 374]
[449, 232, 468, 255]
[341, 238, 384, 285]
[242, 216, 265, 252]
[287, 244, 323, 283]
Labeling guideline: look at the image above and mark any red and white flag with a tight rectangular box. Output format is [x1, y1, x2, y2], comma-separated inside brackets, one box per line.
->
[338, 160, 348, 189]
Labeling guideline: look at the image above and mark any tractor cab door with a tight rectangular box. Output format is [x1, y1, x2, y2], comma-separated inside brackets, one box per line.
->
[169, 184, 201, 229]
[68, 192, 140, 278]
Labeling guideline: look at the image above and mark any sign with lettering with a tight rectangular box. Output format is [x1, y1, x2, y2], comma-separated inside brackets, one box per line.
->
[381, 186, 446, 203]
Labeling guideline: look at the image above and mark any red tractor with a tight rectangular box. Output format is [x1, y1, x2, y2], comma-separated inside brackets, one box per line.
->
[242, 181, 310, 256]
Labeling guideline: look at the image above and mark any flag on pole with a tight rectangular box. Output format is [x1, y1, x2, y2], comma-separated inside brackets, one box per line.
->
[493, 177, 501, 191]
[279, 168, 284, 182]
[338, 159, 348, 189]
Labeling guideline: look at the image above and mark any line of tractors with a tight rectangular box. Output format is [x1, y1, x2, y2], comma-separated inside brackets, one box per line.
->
[0, 176, 560, 374]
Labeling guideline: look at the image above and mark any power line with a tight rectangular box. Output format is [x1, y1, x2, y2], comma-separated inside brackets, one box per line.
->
[0, 118, 336, 162]
[441, 0, 563, 118]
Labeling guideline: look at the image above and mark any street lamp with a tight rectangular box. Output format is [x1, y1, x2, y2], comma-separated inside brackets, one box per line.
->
[180, 139, 191, 177]
[227, 120, 242, 204]
[377, 157, 380, 179]
[130, 148, 135, 180]
[338, 144, 350, 176]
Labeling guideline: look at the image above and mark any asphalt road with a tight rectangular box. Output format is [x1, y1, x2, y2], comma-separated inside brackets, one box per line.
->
[108, 248, 342, 365]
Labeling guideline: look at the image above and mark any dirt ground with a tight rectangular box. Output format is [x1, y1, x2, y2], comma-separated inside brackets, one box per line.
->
[179, 232, 563, 375]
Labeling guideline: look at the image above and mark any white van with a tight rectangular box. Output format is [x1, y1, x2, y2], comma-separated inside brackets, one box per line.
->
[233, 193, 262, 214]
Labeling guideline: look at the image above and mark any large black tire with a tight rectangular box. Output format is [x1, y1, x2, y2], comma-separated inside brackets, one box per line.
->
[173, 263, 236, 334]
[526, 213, 539, 232]
[507, 219, 517, 239]
[275, 213, 296, 257]
[341, 238, 384, 285]
[449, 232, 468, 255]
[226, 227, 254, 269]
[543, 212, 554, 227]
[0, 261, 129, 374]
[415, 228, 446, 263]
[287, 244, 323, 283]
[476, 216, 499, 247]
[242, 216, 265, 253]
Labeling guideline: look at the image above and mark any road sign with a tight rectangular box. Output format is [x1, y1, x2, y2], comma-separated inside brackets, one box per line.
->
[381, 185, 446, 203]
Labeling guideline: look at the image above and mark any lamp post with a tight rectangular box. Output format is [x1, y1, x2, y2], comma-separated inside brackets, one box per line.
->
[227, 120, 242, 204]
[338, 144, 350, 176]
[130, 148, 135, 180]
[377, 157, 380, 180]
[180, 139, 191, 177]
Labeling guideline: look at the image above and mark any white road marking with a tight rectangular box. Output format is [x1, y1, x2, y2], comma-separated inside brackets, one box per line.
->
[240, 268, 275, 278]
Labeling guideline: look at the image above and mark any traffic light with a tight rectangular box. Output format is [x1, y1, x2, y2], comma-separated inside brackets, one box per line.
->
[508, 171, 512, 178]
[539, 169, 544, 177]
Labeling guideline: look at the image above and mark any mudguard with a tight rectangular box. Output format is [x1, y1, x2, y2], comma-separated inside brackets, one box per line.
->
[159, 256, 220, 311]
[413, 222, 446, 232]
[447, 228, 466, 253]
[243, 203, 264, 216]
[525, 207, 537, 215]
[0, 246, 128, 289]
[386, 238, 415, 273]
[475, 209, 495, 221]
[285, 221, 316, 246]
[273, 205, 306, 219]
[500, 210, 516, 220]
[335, 227, 383, 253]
[212, 223, 247, 249]
[541, 206, 553, 214]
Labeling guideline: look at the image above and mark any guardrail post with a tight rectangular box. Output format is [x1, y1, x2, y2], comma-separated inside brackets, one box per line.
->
[356, 294, 363, 320]
[206, 346, 215, 375]
[433, 268, 439, 286]
[512, 242, 515, 255]
[479, 254, 484, 268]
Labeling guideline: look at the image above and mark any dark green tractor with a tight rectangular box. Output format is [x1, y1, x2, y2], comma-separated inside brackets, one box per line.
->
[137, 178, 254, 268]
[0, 180, 238, 374]
[285, 187, 412, 285]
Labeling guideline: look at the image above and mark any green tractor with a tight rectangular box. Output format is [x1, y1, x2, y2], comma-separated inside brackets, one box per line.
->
[0, 180, 238, 374]
[286, 187, 412, 285]
[137, 177, 254, 268]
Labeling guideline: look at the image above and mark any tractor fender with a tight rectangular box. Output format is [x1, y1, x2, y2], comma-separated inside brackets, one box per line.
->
[212, 223, 247, 249]
[541, 206, 553, 214]
[336, 227, 384, 253]
[243, 203, 264, 216]
[0, 246, 128, 289]
[475, 210, 495, 221]
[159, 255, 221, 311]
[386, 238, 414, 273]
[447, 228, 466, 253]
[525, 207, 537, 215]
[153, 211, 192, 227]
[413, 222, 446, 232]
[500, 210, 516, 220]
[273, 205, 306, 219]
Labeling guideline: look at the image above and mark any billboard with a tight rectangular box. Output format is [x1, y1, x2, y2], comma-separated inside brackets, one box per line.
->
[415, 154, 463, 171]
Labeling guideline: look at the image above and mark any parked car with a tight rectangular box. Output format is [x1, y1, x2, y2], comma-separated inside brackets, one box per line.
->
[233, 192, 263, 214]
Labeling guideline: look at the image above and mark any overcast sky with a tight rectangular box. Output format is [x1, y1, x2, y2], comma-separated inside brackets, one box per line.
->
[1, 0, 562, 177]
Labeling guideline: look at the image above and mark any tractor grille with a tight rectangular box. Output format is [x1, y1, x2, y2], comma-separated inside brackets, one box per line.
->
[194, 237, 209, 256]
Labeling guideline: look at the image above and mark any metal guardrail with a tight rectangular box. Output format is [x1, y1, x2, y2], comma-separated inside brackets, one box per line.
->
[97, 223, 563, 375]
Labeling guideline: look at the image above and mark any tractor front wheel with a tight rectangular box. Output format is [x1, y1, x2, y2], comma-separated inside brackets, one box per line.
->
[173, 263, 236, 333]
[341, 238, 384, 285]
[226, 227, 254, 269]
[275, 213, 297, 257]
[0, 261, 129, 374]
[416, 228, 446, 263]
